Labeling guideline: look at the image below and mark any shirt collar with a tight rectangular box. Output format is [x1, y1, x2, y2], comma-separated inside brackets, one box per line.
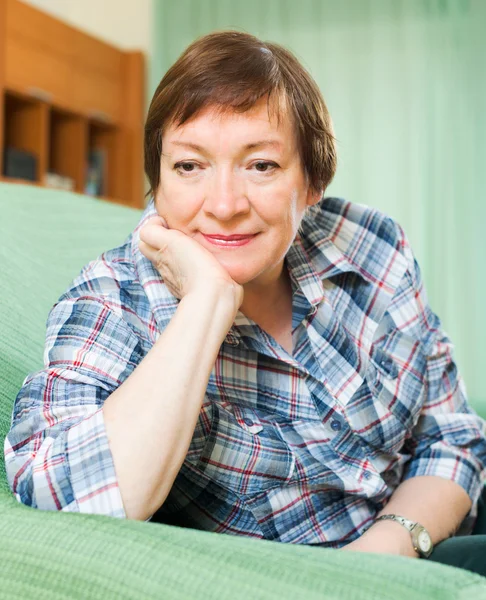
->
[298, 196, 406, 296]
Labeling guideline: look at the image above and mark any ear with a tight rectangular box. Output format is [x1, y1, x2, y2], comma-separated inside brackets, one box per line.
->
[306, 186, 323, 209]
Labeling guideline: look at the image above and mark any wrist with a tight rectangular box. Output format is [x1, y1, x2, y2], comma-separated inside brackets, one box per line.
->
[189, 281, 242, 314]
[182, 286, 240, 337]
[362, 520, 419, 558]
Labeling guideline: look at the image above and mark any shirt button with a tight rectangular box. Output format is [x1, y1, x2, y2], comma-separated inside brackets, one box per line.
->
[330, 419, 342, 431]
[363, 471, 372, 480]
[379, 357, 398, 378]
[243, 418, 253, 426]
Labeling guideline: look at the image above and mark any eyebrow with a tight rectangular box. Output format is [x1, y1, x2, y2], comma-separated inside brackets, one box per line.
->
[168, 139, 283, 152]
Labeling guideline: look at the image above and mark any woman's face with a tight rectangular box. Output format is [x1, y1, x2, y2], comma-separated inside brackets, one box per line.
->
[155, 96, 321, 288]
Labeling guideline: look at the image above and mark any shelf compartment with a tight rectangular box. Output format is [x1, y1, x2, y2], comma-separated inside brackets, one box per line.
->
[48, 108, 87, 193]
[86, 120, 124, 201]
[2, 90, 48, 182]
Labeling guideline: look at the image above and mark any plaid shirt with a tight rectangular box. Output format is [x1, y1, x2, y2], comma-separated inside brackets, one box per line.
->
[5, 196, 486, 546]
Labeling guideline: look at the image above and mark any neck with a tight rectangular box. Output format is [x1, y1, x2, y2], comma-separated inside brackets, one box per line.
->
[239, 262, 293, 323]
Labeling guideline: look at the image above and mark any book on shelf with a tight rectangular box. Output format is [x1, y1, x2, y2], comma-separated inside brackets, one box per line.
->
[3, 147, 37, 181]
[45, 172, 75, 191]
[85, 149, 106, 196]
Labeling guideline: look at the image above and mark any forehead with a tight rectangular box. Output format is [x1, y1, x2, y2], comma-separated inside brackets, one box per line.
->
[164, 95, 295, 143]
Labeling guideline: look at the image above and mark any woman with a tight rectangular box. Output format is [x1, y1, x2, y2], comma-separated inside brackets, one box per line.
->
[4, 30, 486, 575]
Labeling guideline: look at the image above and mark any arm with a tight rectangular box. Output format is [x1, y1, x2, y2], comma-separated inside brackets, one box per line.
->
[103, 286, 237, 520]
[4, 288, 238, 522]
[343, 476, 471, 556]
[3, 296, 141, 519]
[343, 223, 486, 556]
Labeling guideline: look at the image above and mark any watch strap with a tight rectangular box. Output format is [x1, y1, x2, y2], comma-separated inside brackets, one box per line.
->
[371, 514, 433, 558]
[374, 514, 415, 531]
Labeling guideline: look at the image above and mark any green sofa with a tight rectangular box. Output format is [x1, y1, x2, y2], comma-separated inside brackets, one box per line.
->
[1, 181, 485, 599]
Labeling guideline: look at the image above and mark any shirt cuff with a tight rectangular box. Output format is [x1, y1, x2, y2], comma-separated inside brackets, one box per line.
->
[64, 407, 127, 518]
[401, 442, 484, 534]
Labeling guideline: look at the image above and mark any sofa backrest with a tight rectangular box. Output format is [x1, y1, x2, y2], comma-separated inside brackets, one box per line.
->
[0, 182, 142, 495]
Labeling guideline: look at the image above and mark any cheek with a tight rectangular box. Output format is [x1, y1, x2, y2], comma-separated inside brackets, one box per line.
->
[156, 181, 200, 223]
[266, 190, 301, 233]
[287, 190, 302, 230]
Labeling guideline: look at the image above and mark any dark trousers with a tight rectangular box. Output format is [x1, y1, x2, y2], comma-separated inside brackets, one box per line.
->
[427, 485, 486, 577]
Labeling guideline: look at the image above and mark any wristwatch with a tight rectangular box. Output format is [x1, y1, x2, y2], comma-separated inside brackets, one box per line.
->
[373, 514, 433, 558]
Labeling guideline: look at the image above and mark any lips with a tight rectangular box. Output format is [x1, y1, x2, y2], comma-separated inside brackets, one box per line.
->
[203, 234, 256, 240]
[202, 233, 257, 247]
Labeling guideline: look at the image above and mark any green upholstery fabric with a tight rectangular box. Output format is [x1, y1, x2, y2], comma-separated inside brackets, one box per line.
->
[1, 182, 485, 599]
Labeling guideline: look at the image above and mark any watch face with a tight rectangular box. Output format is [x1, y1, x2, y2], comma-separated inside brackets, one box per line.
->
[418, 530, 432, 553]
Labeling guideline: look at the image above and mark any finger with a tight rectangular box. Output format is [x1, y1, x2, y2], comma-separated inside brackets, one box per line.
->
[139, 212, 168, 243]
[139, 222, 170, 249]
[138, 239, 160, 262]
[146, 215, 168, 228]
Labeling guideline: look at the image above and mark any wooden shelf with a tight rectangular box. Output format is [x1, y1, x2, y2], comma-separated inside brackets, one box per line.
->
[87, 120, 117, 199]
[0, 0, 146, 208]
[2, 90, 48, 182]
[0, 175, 42, 187]
[49, 107, 87, 194]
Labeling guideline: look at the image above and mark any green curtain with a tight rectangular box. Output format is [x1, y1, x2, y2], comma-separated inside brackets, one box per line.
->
[151, 0, 486, 410]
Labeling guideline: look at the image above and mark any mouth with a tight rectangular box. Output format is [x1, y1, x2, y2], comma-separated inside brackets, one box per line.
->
[201, 233, 258, 247]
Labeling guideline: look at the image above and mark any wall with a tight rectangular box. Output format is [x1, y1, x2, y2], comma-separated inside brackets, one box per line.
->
[21, 0, 153, 57]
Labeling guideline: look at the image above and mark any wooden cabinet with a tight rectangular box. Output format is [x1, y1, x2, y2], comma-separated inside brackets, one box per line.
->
[49, 108, 87, 193]
[0, 0, 146, 208]
[3, 90, 48, 180]
[5, 0, 73, 108]
[69, 28, 125, 124]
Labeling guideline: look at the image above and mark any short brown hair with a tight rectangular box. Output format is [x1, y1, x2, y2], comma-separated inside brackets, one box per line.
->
[144, 30, 337, 199]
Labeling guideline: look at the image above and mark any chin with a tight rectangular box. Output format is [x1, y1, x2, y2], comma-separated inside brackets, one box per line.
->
[223, 269, 255, 286]
[215, 261, 258, 286]
[216, 251, 281, 286]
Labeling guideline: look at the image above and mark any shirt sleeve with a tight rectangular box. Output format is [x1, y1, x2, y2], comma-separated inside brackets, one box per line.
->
[391, 225, 486, 533]
[3, 296, 144, 519]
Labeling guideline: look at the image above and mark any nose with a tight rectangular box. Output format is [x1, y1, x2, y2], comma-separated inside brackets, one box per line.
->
[203, 167, 250, 221]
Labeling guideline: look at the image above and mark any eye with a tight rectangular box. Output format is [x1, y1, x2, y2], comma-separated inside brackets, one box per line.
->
[173, 160, 279, 177]
[252, 161, 278, 173]
[174, 161, 200, 176]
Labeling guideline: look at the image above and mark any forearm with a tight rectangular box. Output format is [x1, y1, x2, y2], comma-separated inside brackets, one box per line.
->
[343, 475, 472, 557]
[103, 286, 237, 521]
